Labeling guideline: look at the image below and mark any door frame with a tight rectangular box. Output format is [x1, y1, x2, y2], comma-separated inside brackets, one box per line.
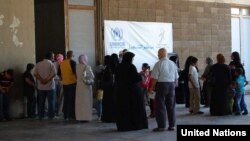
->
[64, 0, 103, 64]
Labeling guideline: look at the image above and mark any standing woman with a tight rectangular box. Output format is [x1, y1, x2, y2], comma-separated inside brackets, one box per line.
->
[75, 54, 95, 121]
[201, 57, 214, 107]
[229, 51, 246, 112]
[23, 63, 36, 118]
[182, 56, 194, 108]
[210, 53, 232, 116]
[115, 52, 148, 131]
[229, 51, 245, 80]
[101, 55, 116, 122]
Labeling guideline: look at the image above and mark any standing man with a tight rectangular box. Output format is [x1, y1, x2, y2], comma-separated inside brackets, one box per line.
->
[0, 69, 14, 121]
[149, 48, 179, 131]
[58, 50, 77, 120]
[34, 51, 56, 120]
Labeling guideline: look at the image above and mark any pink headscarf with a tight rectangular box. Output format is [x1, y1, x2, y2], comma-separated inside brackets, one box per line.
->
[56, 54, 64, 64]
[78, 54, 88, 65]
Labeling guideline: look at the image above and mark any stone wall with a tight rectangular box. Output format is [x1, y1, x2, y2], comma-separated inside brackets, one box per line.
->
[102, 0, 232, 72]
[0, 0, 35, 118]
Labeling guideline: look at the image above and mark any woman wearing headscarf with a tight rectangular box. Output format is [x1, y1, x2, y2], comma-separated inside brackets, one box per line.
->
[115, 52, 148, 131]
[101, 55, 116, 122]
[229, 51, 245, 80]
[210, 53, 232, 116]
[201, 57, 213, 107]
[75, 54, 95, 121]
[229, 51, 247, 112]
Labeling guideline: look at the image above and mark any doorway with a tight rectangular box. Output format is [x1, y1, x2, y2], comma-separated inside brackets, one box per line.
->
[231, 8, 250, 91]
[66, 0, 97, 67]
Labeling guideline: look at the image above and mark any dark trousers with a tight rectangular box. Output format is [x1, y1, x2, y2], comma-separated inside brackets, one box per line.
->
[37, 89, 55, 119]
[26, 91, 36, 118]
[63, 84, 76, 120]
[0, 92, 10, 120]
[155, 82, 176, 128]
[149, 98, 155, 116]
[55, 80, 62, 114]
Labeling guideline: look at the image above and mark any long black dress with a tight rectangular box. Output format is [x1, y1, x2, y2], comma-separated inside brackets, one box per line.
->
[115, 53, 148, 131]
[101, 65, 116, 122]
[210, 63, 232, 116]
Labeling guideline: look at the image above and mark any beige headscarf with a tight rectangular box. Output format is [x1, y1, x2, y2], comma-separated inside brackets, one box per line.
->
[78, 54, 88, 65]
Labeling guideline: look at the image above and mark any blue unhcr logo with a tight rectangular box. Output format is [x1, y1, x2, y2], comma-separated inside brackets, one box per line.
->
[111, 27, 123, 41]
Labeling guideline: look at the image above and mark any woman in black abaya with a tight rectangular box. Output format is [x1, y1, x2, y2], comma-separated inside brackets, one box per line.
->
[115, 52, 148, 131]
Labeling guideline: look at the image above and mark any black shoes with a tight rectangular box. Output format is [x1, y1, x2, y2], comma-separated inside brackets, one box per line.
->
[153, 127, 175, 132]
[242, 112, 248, 115]
[168, 127, 175, 131]
[152, 128, 166, 132]
[190, 110, 204, 114]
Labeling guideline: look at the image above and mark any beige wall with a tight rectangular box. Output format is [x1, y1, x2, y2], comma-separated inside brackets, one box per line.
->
[190, 0, 250, 5]
[0, 0, 35, 117]
[102, 0, 249, 72]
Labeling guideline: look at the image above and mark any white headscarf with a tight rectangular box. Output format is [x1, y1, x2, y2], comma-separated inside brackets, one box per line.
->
[78, 54, 88, 65]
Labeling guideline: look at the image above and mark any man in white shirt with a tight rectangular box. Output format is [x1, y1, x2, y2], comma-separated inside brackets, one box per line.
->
[149, 48, 179, 131]
[34, 52, 56, 119]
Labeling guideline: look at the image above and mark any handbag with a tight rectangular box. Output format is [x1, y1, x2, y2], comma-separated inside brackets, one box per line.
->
[82, 66, 94, 85]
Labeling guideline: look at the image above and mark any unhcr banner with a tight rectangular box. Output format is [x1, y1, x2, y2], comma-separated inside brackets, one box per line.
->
[104, 20, 173, 71]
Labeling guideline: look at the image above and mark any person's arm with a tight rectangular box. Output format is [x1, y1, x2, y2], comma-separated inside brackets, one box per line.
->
[188, 74, 196, 88]
[188, 66, 197, 89]
[44, 64, 56, 83]
[149, 63, 159, 93]
[0, 85, 5, 93]
[5, 79, 14, 93]
[70, 60, 76, 74]
[175, 65, 179, 87]
[149, 78, 157, 94]
[25, 77, 35, 88]
[70, 60, 77, 79]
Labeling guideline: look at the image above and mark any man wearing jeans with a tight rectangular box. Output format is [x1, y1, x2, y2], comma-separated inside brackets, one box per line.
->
[149, 48, 179, 131]
[34, 52, 56, 120]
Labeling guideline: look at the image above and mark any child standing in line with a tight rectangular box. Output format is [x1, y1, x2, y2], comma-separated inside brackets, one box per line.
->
[96, 89, 103, 120]
[234, 68, 248, 115]
[139, 63, 151, 106]
[23, 63, 36, 118]
[147, 66, 155, 118]
[188, 57, 203, 115]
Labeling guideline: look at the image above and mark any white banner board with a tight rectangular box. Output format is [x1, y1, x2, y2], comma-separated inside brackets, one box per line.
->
[104, 20, 173, 71]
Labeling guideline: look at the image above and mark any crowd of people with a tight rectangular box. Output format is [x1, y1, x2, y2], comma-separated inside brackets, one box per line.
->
[0, 49, 249, 132]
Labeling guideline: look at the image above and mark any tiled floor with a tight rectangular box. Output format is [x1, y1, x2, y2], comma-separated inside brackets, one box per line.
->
[0, 95, 250, 141]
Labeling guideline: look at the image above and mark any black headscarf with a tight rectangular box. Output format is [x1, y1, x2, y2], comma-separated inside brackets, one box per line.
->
[122, 52, 135, 64]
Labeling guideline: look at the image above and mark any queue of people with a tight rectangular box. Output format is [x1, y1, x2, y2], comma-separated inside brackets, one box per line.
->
[0, 49, 249, 134]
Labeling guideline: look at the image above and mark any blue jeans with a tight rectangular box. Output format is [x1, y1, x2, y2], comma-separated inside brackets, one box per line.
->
[240, 94, 248, 113]
[235, 92, 243, 114]
[96, 100, 102, 117]
[37, 89, 55, 119]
